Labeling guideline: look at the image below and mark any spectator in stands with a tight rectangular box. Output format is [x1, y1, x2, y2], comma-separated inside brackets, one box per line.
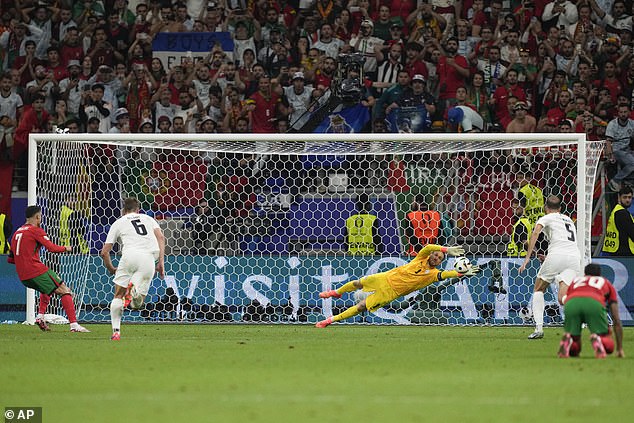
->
[109, 107, 130, 134]
[58, 60, 86, 116]
[605, 104, 634, 192]
[0, 71, 23, 142]
[602, 185, 634, 256]
[405, 196, 442, 256]
[374, 70, 411, 118]
[250, 75, 284, 133]
[349, 19, 383, 79]
[491, 68, 526, 126]
[474, 45, 505, 96]
[26, 65, 56, 112]
[437, 37, 469, 108]
[446, 104, 484, 132]
[389, 74, 434, 121]
[374, 42, 404, 95]
[283, 71, 313, 131]
[344, 194, 382, 255]
[79, 83, 111, 133]
[506, 101, 537, 133]
[313, 22, 344, 60]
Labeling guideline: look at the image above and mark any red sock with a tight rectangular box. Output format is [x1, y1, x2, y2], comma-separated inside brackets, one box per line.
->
[60, 294, 77, 324]
[601, 335, 615, 354]
[38, 293, 51, 315]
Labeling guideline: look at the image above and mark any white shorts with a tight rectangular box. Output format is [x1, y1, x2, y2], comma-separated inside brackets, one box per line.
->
[113, 252, 157, 296]
[537, 254, 581, 285]
[555, 268, 579, 287]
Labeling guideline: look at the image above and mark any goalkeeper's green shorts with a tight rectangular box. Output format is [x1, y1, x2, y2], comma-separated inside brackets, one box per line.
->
[564, 297, 609, 336]
[22, 270, 63, 295]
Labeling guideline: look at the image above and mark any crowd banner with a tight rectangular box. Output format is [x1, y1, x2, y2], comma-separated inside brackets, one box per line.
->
[152, 32, 235, 70]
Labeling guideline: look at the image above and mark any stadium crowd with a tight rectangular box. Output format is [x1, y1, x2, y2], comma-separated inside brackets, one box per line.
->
[0, 0, 632, 213]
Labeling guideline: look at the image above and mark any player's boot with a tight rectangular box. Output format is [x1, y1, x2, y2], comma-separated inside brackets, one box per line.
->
[527, 330, 544, 339]
[70, 324, 91, 333]
[315, 317, 333, 328]
[319, 290, 342, 299]
[123, 282, 133, 308]
[558, 333, 573, 358]
[111, 332, 121, 341]
[590, 334, 607, 358]
[130, 287, 145, 310]
[35, 318, 50, 332]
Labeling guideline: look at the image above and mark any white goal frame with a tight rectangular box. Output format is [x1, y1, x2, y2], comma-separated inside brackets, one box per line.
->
[26, 132, 598, 324]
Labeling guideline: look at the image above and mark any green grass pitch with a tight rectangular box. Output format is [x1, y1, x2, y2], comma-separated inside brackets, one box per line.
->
[2, 324, 633, 423]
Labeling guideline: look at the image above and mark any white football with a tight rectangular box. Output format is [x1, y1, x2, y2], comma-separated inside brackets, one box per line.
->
[353, 290, 371, 303]
[454, 256, 472, 273]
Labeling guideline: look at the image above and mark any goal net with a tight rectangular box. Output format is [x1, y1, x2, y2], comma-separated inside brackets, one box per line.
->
[27, 133, 602, 325]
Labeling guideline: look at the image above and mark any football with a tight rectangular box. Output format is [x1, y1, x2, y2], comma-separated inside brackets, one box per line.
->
[353, 290, 371, 303]
[454, 256, 472, 273]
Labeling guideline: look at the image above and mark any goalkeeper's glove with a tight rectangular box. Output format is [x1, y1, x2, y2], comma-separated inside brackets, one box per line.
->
[462, 266, 480, 277]
[445, 246, 465, 256]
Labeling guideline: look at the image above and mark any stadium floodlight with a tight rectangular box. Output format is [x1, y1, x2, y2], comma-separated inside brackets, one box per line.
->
[26, 132, 602, 325]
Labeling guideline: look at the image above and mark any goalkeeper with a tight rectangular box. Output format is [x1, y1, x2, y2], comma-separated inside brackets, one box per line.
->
[316, 244, 480, 327]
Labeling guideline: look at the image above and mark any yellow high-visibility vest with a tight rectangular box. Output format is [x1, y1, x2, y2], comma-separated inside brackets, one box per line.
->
[346, 214, 377, 255]
[507, 217, 531, 257]
[0, 213, 8, 254]
[519, 184, 544, 226]
[602, 204, 634, 254]
[60, 205, 89, 253]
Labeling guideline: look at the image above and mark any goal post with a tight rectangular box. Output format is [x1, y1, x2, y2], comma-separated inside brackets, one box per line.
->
[26, 132, 602, 325]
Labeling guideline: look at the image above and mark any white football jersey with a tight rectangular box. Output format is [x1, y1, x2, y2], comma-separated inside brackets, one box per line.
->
[105, 213, 160, 256]
[536, 213, 580, 256]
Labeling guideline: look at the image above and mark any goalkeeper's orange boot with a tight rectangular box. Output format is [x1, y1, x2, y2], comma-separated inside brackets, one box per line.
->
[319, 290, 341, 299]
[315, 317, 333, 328]
[111, 332, 120, 341]
[590, 334, 607, 358]
[35, 318, 50, 332]
[123, 283, 133, 308]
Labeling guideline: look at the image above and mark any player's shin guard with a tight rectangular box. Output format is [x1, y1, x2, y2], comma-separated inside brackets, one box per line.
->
[110, 298, 124, 332]
[38, 293, 51, 317]
[532, 291, 545, 332]
[60, 293, 77, 324]
[336, 281, 358, 295]
[332, 304, 363, 322]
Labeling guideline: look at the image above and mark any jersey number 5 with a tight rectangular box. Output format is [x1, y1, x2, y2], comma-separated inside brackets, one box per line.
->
[131, 219, 148, 236]
[565, 222, 576, 242]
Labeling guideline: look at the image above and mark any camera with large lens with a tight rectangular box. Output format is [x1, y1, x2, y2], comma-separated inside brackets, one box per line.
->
[334, 52, 366, 104]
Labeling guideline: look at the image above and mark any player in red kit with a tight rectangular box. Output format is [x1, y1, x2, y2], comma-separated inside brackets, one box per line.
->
[558, 263, 624, 359]
[8, 205, 90, 333]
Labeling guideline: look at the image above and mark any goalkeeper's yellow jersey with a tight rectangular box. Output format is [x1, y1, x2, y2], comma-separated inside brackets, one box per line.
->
[386, 244, 461, 296]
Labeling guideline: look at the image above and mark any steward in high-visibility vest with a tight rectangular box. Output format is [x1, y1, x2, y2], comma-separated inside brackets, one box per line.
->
[0, 213, 11, 254]
[406, 204, 441, 256]
[507, 216, 532, 257]
[517, 169, 544, 227]
[60, 205, 89, 253]
[602, 187, 634, 256]
[346, 214, 379, 255]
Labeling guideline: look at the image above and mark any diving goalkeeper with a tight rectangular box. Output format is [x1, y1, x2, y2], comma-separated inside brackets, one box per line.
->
[316, 244, 480, 327]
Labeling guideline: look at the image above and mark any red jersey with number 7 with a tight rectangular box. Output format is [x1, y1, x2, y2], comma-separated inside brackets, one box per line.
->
[566, 275, 618, 307]
[8, 224, 67, 280]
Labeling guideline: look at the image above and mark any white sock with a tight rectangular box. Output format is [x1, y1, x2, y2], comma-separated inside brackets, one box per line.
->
[36, 313, 44, 320]
[532, 291, 544, 332]
[110, 298, 124, 332]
